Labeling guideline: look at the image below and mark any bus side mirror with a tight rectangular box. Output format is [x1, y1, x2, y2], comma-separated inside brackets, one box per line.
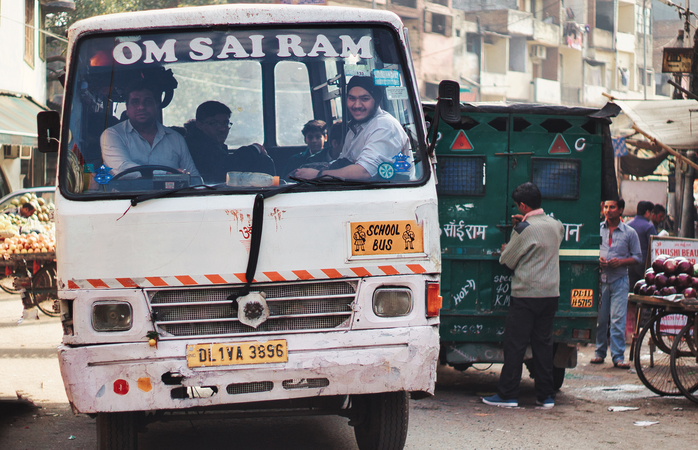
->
[37, 111, 60, 153]
[437, 80, 461, 125]
[427, 80, 461, 156]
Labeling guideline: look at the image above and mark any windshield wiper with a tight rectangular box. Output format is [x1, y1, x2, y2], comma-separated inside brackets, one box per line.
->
[288, 174, 389, 186]
[130, 184, 218, 207]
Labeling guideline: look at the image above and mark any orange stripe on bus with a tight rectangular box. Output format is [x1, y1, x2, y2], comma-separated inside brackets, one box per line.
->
[264, 272, 286, 282]
[205, 274, 227, 284]
[407, 264, 426, 274]
[146, 277, 168, 287]
[87, 279, 109, 288]
[322, 269, 343, 279]
[379, 266, 399, 275]
[68, 280, 80, 289]
[293, 270, 314, 280]
[351, 267, 371, 277]
[175, 275, 198, 285]
[116, 278, 138, 288]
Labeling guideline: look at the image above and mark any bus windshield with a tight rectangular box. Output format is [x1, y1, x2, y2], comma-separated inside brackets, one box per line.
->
[61, 26, 425, 197]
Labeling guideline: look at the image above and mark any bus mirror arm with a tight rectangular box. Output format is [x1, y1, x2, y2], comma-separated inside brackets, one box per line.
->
[37, 111, 60, 153]
[427, 81, 461, 156]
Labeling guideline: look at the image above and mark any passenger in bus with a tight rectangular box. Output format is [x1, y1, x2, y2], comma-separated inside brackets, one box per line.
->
[327, 120, 345, 161]
[291, 77, 409, 180]
[281, 120, 327, 178]
[101, 82, 200, 177]
[184, 101, 275, 184]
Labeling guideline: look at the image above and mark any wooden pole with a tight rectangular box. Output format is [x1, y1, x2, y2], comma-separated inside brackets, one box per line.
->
[631, 124, 698, 172]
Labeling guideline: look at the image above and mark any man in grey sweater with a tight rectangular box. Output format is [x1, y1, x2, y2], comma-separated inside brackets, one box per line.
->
[482, 182, 564, 409]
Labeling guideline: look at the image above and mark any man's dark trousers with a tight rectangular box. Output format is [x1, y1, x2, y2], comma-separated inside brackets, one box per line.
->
[498, 296, 559, 401]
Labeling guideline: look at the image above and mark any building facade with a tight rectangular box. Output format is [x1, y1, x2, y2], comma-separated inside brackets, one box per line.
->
[0, 0, 68, 192]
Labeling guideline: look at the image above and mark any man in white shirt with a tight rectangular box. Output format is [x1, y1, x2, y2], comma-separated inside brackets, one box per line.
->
[101, 82, 200, 177]
[292, 76, 409, 180]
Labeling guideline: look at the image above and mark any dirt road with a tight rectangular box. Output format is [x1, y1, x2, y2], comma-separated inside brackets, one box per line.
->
[1, 290, 696, 449]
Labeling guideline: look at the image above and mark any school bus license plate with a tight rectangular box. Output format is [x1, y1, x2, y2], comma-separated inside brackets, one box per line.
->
[186, 340, 288, 368]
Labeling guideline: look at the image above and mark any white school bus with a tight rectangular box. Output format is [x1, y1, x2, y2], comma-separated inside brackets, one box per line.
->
[37, 5, 458, 449]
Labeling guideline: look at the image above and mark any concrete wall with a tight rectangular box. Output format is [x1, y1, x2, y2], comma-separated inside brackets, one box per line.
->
[0, 0, 46, 102]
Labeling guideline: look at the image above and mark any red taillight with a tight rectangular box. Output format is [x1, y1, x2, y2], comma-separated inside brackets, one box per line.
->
[427, 282, 442, 317]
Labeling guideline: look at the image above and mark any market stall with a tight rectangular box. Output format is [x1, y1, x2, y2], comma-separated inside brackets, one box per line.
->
[629, 235, 698, 403]
[0, 192, 57, 317]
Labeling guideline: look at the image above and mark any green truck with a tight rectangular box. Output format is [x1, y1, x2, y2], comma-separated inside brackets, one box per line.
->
[426, 102, 620, 388]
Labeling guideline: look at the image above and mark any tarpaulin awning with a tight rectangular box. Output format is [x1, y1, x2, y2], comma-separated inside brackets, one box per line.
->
[0, 92, 48, 147]
[613, 99, 698, 150]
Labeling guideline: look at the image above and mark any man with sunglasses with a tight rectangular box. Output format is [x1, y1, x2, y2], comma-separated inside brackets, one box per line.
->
[184, 101, 275, 183]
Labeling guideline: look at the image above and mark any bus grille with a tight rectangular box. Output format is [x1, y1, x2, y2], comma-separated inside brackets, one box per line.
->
[149, 280, 356, 338]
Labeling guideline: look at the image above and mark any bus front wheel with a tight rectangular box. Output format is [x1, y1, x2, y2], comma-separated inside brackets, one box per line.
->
[96, 412, 138, 450]
[352, 391, 409, 450]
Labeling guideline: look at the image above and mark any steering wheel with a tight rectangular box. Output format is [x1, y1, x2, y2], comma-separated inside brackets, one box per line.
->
[111, 165, 182, 181]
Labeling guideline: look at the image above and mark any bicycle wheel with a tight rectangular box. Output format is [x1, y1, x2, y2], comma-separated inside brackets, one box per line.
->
[670, 321, 698, 404]
[31, 265, 59, 317]
[634, 313, 683, 396]
[0, 275, 20, 294]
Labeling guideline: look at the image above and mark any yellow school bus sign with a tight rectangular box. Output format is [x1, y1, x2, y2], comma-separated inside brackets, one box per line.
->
[350, 220, 424, 256]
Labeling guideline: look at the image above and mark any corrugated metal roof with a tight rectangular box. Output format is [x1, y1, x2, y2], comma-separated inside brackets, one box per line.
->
[0, 92, 48, 146]
[613, 99, 698, 150]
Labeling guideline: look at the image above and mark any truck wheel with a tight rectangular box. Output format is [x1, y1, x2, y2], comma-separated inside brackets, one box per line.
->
[97, 412, 138, 450]
[553, 367, 565, 390]
[353, 391, 409, 450]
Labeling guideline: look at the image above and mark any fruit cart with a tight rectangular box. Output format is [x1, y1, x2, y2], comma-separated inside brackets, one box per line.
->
[629, 293, 698, 403]
[0, 251, 58, 317]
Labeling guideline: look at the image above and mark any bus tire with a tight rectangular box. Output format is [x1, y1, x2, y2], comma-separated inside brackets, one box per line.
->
[353, 391, 409, 450]
[97, 412, 138, 450]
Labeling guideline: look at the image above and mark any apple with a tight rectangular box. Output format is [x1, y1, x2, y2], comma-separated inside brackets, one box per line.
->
[665, 286, 678, 296]
[684, 287, 698, 298]
[646, 285, 657, 295]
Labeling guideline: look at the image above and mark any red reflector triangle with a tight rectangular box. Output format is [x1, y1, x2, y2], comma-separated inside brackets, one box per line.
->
[450, 130, 473, 151]
[548, 134, 571, 154]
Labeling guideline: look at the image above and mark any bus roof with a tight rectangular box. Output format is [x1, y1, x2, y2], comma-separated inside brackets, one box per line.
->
[68, 4, 404, 39]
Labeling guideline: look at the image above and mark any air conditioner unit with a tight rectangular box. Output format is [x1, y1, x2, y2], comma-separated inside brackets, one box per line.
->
[19, 146, 32, 160]
[530, 45, 547, 60]
[3, 144, 20, 159]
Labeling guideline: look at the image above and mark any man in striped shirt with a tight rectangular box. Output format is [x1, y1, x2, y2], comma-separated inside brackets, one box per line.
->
[482, 182, 564, 409]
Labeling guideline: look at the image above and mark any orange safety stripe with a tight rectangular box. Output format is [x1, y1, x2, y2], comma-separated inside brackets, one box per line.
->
[116, 278, 138, 288]
[205, 274, 227, 284]
[379, 265, 399, 275]
[87, 279, 110, 288]
[146, 277, 168, 287]
[175, 275, 198, 285]
[407, 264, 426, 274]
[322, 269, 343, 278]
[292, 270, 314, 280]
[64, 264, 435, 289]
[263, 272, 286, 282]
[351, 267, 372, 277]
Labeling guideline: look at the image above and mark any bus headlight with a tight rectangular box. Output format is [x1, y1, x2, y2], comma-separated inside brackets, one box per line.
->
[373, 288, 412, 317]
[92, 301, 133, 331]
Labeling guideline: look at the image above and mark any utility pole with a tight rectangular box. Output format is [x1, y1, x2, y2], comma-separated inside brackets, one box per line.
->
[657, 0, 698, 236]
